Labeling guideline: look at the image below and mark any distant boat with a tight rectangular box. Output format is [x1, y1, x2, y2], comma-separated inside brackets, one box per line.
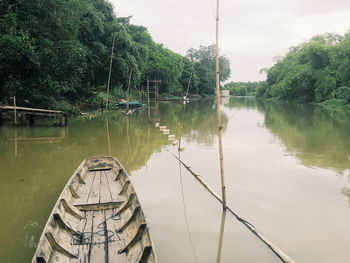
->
[32, 156, 157, 263]
[116, 101, 144, 109]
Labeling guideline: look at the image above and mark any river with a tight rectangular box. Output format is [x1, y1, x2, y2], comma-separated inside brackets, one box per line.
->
[0, 97, 349, 262]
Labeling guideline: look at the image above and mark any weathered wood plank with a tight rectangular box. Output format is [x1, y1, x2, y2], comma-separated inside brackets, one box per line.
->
[50, 251, 70, 263]
[87, 171, 101, 205]
[89, 210, 106, 263]
[75, 211, 94, 263]
[100, 171, 113, 204]
[105, 209, 127, 263]
[105, 170, 123, 202]
[75, 171, 96, 205]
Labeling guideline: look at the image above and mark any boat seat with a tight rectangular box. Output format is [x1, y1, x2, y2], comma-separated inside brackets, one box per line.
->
[74, 200, 125, 211]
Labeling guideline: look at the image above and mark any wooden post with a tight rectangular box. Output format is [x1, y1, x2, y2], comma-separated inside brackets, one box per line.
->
[13, 96, 17, 125]
[215, 0, 227, 210]
[106, 35, 115, 111]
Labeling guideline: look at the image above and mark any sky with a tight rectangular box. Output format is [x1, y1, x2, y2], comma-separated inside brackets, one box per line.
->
[111, 0, 350, 82]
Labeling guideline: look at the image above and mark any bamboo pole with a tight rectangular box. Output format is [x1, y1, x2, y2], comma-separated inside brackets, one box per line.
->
[215, 0, 227, 210]
[170, 152, 296, 263]
[106, 35, 115, 111]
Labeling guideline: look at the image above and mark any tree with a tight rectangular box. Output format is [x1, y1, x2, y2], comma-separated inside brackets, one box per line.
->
[258, 32, 350, 107]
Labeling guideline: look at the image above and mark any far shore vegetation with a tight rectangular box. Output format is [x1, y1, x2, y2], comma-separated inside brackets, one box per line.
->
[1, 0, 349, 113]
[224, 32, 350, 111]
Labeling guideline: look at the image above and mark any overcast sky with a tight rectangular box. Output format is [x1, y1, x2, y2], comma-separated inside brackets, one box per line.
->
[111, 0, 350, 82]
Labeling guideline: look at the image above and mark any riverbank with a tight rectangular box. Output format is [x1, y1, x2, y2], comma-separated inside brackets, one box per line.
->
[260, 97, 350, 112]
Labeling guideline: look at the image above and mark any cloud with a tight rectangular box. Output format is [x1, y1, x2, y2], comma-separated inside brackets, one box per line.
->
[112, 0, 350, 81]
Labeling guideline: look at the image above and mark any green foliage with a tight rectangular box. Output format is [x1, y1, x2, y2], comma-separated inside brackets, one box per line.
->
[224, 81, 263, 96]
[183, 45, 231, 95]
[0, 0, 231, 109]
[258, 32, 350, 109]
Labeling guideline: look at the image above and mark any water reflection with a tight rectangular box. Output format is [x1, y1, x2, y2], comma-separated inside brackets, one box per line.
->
[178, 151, 198, 263]
[0, 101, 228, 262]
[226, 97, 350, 210]
[254, 100, 350, 173]
[342, 188, 350, 206]
[2, 98, 350, 262]
[216, 210, 227, 263]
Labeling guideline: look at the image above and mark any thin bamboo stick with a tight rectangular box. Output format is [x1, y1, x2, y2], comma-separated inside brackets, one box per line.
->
[106, 35, 115, 111]
[215, 0, 227, 209]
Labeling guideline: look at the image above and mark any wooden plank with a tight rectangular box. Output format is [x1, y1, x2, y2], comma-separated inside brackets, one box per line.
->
[75, 171, 95, 206]
[99, 171, 113, 204]
[89, 210, 106, 263]
[105, 170, 123, 202]
[87, 171, 101, 205]
[50, 251, 70, 263]
[105, 209, 127, 263]
[69, 211, 94, 263]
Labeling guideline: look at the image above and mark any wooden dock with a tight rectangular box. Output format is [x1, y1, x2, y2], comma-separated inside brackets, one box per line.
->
[0, 105, 67, 126]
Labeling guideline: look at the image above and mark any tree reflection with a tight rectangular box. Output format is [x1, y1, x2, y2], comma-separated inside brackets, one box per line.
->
[256, 100, 350, 172]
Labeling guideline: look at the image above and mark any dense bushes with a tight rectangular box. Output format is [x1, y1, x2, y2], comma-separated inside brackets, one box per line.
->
[224, 81, 263, 96]
[257, 32, 350, 109]
[0, 0, 230, 109]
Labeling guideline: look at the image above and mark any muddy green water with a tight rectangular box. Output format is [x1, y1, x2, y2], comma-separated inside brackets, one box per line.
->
[0, 98, 350, 263]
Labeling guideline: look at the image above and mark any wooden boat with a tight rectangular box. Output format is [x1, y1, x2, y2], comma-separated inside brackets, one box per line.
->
[116, 101, 144, 109]
[32, 156, 157, 263]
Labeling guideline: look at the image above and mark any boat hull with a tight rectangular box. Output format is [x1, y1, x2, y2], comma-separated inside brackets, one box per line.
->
[32, 156, 157, 263]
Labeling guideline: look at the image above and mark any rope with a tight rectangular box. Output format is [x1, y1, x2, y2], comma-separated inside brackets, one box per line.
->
[178, 60, 196, 151]
[168, 151, 295, 263]
[176, 60, 199, 263]
[178, 152, 199, 263]
[64, 211, 124, 246]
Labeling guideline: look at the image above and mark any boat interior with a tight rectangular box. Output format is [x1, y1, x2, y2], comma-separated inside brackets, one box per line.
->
[32, 156, 156, 263]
